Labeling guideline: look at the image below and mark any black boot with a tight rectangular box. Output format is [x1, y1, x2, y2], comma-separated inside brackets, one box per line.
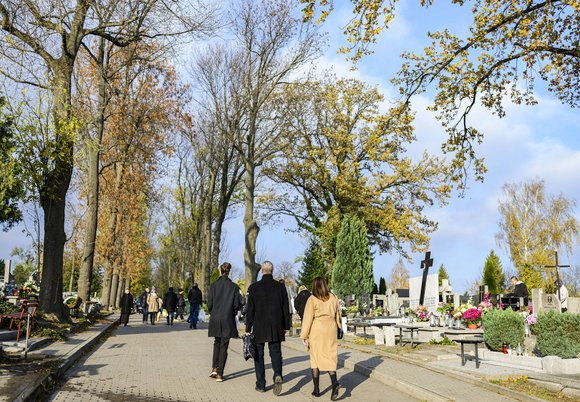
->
[311, 369, 320, 397]
[329, 372, 339, 401]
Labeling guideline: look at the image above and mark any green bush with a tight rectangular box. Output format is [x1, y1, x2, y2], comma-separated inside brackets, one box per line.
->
[0, 300, 18, 315]
[535, 311, 580, 359]
[482, 308, 524, 351]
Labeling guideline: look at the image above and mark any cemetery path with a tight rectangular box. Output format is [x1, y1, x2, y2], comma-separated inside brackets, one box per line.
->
[46, 315, 415, 402]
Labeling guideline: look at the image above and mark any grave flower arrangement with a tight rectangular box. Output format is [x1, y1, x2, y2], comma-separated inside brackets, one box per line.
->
[24, 279, 39, 296]
[462, 308, 482, 325]
[478, 294, 493, 311]
[437, 302, 453, 315]
[413, 305, 429, 321]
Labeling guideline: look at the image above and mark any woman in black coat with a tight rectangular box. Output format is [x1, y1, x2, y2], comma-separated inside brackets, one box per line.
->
[207, 263, 242, 381]
[294, 285, 312, 321]
[120, 288, 134, 326]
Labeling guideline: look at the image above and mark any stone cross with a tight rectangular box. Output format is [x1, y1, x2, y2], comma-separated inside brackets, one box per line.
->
[419, 251, 434, 306]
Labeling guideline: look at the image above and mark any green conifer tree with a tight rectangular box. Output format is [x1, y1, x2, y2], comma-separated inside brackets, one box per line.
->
[371, 282, 378, 295]
[378, 277, 387, 294]
[331, 215, 374, 299]
[297, 238, 327, 290]
[482, 250, 505, 293]
[438, 264, 450, 287]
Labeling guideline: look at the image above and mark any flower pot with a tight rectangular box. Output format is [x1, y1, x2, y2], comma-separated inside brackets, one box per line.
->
[467, 323, 478, 330]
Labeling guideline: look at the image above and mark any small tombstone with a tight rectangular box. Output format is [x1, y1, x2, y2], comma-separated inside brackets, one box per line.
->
[439, 279, 453, 303]
[453, 294, 460, 309]
[373, 326, 385, 345]
[384, 327, 396, 346]
[386, 291, 400, 316]
[542, 294, 561, 313]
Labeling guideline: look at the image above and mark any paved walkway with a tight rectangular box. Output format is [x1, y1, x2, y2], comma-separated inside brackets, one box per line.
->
[48, 315, 415, 402]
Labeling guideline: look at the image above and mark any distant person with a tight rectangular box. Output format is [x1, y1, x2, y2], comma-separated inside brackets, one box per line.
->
[294, 285, 312, 321]
[510, 276, 529, 306]
[147, 287, 159, 325]
[163, 287, 179, 326]
[300, 277, 341, 400]
[119, 288, 134, 326]
[208, 262, 242, 382]
[245, 261, 291, 395]
[139, 287, 150, 324]
[176, 288, 186, 320]
[556, 279, 569, 313]
[188, 283, 203, 329]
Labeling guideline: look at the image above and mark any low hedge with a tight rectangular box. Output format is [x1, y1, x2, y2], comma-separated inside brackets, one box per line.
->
[482, 308, 524, 351]
[534, 311, 580, 359]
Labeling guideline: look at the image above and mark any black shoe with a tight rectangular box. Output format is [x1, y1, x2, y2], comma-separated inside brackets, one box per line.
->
[331, 384, 340, 401]
[311, 389, 320, 397]
[255, 386, 266, 393]
[273, 375, 282, 396]
[189, 324, 193, 329]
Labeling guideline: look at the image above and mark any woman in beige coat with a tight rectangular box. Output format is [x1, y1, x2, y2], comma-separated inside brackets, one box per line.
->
[300, 277, 341, 400]
[146, 288, 159, 325]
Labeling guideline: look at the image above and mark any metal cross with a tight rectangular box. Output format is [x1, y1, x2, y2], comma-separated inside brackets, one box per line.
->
[419, 251, 434, 306]
[545, 250, 570, 301]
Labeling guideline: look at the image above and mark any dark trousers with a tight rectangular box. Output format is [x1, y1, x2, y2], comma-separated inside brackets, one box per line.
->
[189, 304, 200, 328]
[254, 341, 282, 389]
[212, 337, 230, 375]
[142, 305, 148, 322]
[166, 311, 175, 325]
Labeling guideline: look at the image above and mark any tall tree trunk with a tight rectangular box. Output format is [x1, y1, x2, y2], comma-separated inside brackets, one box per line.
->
[39, 64, 74, 319]
[101, 261, 113, 308]
[243, 162, 260, 287]
[115, 275, 124, 308]
[109, 268, 119, 308]
[78, 38, 107, 303]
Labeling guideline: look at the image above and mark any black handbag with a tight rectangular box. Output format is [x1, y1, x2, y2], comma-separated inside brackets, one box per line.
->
[242, 333, 256, 361]
[337, 327, 344, 339]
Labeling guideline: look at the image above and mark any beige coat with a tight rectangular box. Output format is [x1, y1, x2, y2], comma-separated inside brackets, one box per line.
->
[147, 292, 159, 313]
[300, 294, 341, 371]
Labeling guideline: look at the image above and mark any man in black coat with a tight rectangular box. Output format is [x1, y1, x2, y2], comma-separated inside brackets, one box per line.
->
[510, 276, 529, 306]
[245, 261, 291, 395]
[187, 283, 203, 329]
[208, 262, 242, 382]
[163, 287, 178, 326]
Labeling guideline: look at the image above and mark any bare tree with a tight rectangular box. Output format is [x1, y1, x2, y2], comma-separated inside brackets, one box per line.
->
[227, 0, 322, 287]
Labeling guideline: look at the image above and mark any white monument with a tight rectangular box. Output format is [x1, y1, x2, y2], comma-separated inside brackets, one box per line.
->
[409, 273, 438, 313]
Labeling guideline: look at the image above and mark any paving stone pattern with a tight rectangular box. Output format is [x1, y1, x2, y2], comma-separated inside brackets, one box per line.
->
[49, 315, 414, 402]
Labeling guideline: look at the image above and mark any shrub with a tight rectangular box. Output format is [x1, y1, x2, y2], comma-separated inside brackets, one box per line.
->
[534, 311, 580, 359]
[0, 300, 18, 315]
[482, 308, 524, 351]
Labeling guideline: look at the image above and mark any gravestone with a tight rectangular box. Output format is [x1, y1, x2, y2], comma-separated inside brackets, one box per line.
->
[409, 273, 438, 313]
[386, 289, 400, 316]
[439, 279, 453, 303]
[542, 294, 562, 312]
[453, 293, 460, 309]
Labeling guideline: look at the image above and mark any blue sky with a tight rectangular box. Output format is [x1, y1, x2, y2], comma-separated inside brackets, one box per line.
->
[2, 1, 579, 293]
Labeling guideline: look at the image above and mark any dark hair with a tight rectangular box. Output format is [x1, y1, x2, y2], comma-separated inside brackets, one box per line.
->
[220, 262, 232, 276]
[510, 276, 519, 281]
[169, 287, 174, 292]
[312, 276, 330, 301]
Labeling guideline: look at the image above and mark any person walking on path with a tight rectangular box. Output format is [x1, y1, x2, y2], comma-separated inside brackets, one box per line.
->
[176, 289, 186, 320]
[294, 285, 312, 321]
[163, 287, 179, 326]
[245, 261, 291, 395]
[120, 288, 134, 326]
[207, 262, 242, 382]
[147, 287, 159, 325]
[139, 287, 149, 324]
[300, 277, 342, 400]
[188, 283, 203, 329]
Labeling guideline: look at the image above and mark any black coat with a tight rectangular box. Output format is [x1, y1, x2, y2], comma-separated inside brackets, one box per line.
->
[188, 286, 203, 305]
[120, 292, 134, 314]
[514, 282, 529, 306]
[163, 291, 178, 312]
[208, 276, 242, 338]
[293, 289, 311, 320]
[245, 274, 291, 343]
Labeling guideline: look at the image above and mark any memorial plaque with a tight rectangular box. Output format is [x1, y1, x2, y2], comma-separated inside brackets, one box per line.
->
[542, 294, 561, 313]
